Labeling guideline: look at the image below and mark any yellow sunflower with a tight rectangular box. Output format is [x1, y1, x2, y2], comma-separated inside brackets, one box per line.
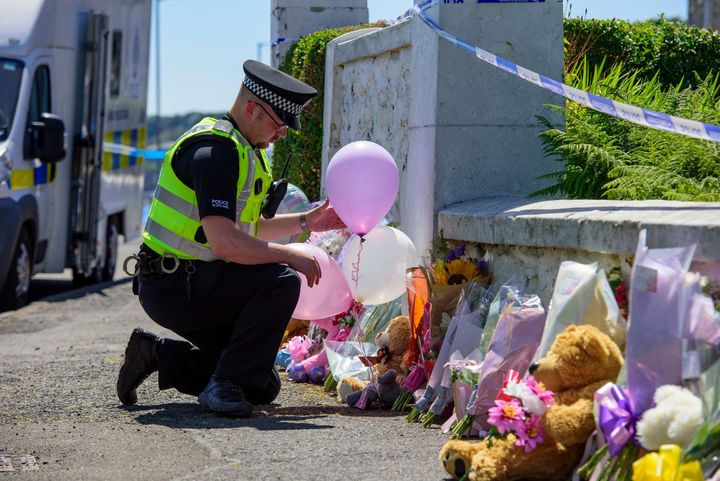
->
[433, 259, 480, 286]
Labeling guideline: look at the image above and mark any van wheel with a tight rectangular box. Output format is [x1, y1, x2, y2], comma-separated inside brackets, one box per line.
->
[102, 217, 119, 281]
[0, 229, 33, 311]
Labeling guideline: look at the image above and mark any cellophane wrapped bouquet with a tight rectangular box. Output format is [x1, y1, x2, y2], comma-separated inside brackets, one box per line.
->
[425, 232, 491, 350]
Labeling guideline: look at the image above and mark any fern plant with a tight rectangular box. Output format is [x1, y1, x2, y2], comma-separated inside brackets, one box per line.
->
[535, 58, 720, 201]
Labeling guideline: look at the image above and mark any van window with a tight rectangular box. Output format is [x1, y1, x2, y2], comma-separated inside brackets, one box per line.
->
[110, 30, 122, 98]
[0, 58, 24, 142]
[23, 64, 52, 159]
[28, 65, 51, 124]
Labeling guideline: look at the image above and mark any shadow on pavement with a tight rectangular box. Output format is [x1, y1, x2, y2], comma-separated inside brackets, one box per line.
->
[36, 278, 131, 303]
[124, 401, 404, 431]
[126, 402, 334, 430]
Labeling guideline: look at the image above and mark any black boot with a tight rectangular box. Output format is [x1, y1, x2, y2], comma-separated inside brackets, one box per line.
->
[117, 328, 160, 405]
[198, 376, 253, 417]
[244, 368, 281, 405]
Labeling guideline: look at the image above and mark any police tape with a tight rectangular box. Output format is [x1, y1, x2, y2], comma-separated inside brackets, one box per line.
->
[103, 142, 166, 160]
[403, 0, 720, 143]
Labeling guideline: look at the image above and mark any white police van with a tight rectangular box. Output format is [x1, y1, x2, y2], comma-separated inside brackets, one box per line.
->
[0, 0, 151, 311]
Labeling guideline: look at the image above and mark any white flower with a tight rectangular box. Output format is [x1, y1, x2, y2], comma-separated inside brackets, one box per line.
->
[636, 385, 703, 450]
[503, 379, 547, 415]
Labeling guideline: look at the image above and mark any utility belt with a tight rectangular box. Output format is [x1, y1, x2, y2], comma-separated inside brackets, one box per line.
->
[124, 249, 198, 300]
[123, 251, 184, 277]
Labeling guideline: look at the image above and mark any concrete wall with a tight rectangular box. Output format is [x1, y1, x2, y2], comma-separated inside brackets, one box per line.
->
[322, 19, 430, 230]
[439, 197, 720, 305]
[271, 0, 369, 67]
[689, 0, 720, 30]
[324, 2, 564, 254]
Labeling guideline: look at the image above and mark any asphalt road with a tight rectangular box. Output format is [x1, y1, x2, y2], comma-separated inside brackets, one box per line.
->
[0, 241, 451, 481]
[27, 237, 141, 304]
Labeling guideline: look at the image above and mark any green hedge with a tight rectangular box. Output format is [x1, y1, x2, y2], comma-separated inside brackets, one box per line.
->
[535, 59, 720, 202]
[565, 17, 720, 88]
[272, 22, 386, 202]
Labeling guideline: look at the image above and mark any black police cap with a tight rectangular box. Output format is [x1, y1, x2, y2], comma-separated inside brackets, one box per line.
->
[242, 59, 317, 131]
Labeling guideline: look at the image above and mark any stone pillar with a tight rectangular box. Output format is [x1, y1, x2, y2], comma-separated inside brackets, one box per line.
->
[423, 0, 564, 212]
[323, 1, 563, 253]
[271, 0, 369, 68]
[689, 0, 720, 30]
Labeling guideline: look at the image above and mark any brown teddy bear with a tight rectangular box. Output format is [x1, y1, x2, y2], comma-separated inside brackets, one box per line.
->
[439, 324, 624, 481]
[336, 315, 411, 403]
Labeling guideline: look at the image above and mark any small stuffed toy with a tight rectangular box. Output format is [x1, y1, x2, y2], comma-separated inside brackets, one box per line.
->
[439, 324, 624, 481]
[345, 369, 403, 409]
[636, 385, 703, 450]
[336, 315, 411, 403]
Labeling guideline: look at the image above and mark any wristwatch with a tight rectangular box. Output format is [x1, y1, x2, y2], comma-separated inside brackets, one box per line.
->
[299, 213, 309, 233]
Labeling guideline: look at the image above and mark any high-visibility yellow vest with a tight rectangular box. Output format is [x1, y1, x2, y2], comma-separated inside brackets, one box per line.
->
[142, 117, 272, 261]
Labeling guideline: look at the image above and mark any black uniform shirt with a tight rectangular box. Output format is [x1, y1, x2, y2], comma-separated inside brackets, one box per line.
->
[173, 139, 239, 221]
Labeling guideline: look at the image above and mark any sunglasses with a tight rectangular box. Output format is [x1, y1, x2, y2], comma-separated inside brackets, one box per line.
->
[251, 101, 287, 131]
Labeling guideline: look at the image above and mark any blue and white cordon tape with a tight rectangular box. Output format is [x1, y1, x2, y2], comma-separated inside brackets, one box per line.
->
[104, 143, 166, 160]
[401, 0, 720, 143]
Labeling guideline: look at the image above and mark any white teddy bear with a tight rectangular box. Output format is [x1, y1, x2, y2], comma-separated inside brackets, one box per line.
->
[636, 385, 703, 450]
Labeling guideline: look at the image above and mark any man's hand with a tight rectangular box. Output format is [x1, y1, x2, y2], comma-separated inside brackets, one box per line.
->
[306, 199, 345, 232]
[201, 216, 318, 287]
[285, 246, 322, 287]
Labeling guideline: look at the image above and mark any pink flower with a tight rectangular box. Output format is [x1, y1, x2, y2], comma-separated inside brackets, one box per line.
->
[526, 376, 554, 407]
[514, 414, 545, 453]
[334, 327, 351, 342]
[488, 399, 525, 434]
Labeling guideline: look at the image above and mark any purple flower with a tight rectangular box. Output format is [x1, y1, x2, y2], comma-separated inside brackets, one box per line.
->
[477, 259, 490, 276]
[447, 243, 466, 261]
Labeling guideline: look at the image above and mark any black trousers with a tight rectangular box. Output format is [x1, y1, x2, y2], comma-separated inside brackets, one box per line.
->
[137, 259, 300, 404]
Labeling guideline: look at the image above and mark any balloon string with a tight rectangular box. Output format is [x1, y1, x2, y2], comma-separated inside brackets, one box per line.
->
[351, 236, 364, 293]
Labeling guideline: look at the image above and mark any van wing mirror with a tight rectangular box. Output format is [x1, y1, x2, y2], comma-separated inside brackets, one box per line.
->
[29, 113, 66, 163]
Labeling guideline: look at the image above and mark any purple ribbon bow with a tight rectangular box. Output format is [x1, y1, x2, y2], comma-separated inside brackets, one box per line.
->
[594, 382, 637, 456]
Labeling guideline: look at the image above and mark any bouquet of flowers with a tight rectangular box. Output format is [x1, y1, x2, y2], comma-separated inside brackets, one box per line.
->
[441, 359, 483, 433]
[536, 260, 626, 359]
[406, 282, 491, 426]
[426, 231, 491, 349]
[683, 407, 720, 478]
[579, 232, 706, 481]
[484, 371, 554, 453]
[450, 288, 546, 438]
[607, 266, 629, 320]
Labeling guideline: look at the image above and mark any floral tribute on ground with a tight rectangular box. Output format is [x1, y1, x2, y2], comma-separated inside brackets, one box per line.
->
[274, 167, 719, 481]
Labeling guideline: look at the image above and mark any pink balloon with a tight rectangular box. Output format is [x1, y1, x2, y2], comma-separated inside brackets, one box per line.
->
[325, 141, 399, 235]
[289, 243, 354, 320]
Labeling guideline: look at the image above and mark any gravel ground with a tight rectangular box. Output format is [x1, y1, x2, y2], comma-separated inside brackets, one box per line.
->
[0, 275, 452, 480]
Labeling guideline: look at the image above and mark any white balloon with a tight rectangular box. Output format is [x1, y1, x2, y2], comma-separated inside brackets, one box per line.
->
[340, 226, 419, 305]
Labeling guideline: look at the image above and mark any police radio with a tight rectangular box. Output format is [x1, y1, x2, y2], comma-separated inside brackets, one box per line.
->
[261, 154, 292, 219]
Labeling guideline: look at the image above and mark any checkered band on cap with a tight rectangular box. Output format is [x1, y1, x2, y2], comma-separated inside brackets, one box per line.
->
[243, 76, 306, 115]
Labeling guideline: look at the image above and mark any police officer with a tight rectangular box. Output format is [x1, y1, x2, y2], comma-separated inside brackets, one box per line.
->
[116, 60, 344, 417]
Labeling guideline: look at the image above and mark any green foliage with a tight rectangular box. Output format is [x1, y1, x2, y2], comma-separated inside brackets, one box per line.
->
[147, 112, 224, 148]
[272, 22, 386, 202]
[565, 17, 720, 89]
[144, 112, 223, 190]
[535, 59, 720, 201]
